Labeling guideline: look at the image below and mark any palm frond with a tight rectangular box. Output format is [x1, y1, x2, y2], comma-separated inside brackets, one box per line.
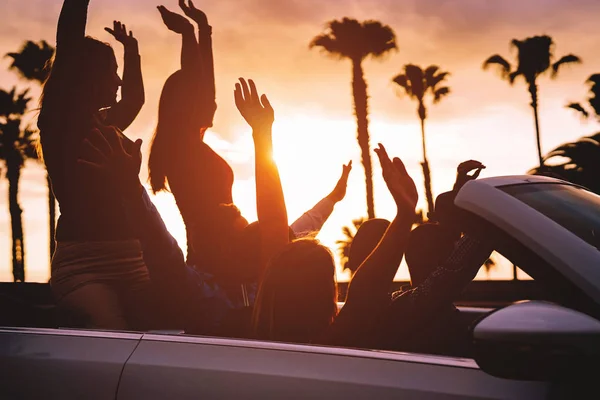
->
[566, 102, 589, 119]
[551, 54, 581, 78]
[433, 87, 450, 103]
[392, 74, 411, 97]
[482, 55, 512, 80]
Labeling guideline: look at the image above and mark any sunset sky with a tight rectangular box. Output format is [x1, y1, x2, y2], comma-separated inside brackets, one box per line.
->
[1, 0, 600, 282]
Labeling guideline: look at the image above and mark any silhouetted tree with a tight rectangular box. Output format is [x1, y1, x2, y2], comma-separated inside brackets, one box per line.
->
[0, 87, 36, 281]
[483, 35, 581, 168]
[392, 64, 450, 215]
[530, 132, 600, 194]
[6, 40, 57, 258]
[566, 74, 600, 121]
[311, 18, 397, 219]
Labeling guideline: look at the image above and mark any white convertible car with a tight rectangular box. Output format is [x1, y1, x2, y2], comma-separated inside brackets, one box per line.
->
[1, 175, 600, 399]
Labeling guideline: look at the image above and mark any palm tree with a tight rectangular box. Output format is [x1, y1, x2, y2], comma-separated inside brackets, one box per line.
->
[0, 87, 36, 282]
[566, 73, 600, 121]
[6, 40, 57, 258]
[336, 217, 366, 275]
[483, 35, 581, 168]
[311, 18, 397, 219]
[392, 64, 450, 215]
[530, 132, 600, 195]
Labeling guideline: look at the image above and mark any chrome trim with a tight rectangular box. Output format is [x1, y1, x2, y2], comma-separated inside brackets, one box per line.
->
[0, 326, 143, 340]
[141, 333, 479, 369]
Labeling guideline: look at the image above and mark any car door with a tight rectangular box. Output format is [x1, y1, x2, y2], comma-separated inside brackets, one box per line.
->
[0, 327, 142, 400]
[117, 333, 549, 399]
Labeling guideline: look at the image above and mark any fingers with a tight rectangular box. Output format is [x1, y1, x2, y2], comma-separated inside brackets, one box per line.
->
[86, 128, 112, 157]
[234, 83, 244, 111]
[343, 160, 353, 175]
[189, 0, 198, 10]
[104, 27, 115, 36]
[392, 157, 408, 176]
[471, 167, 483, 180]
[374, 143, 391, 169]
[458, 160, 485, 175]
[97, 124, 122, 153]
[239, 78, 251, 103]
[261, 94, 273, 113]
[248, 79, 260, 103]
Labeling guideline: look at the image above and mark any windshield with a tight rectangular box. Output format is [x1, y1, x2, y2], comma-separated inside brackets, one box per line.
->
[500, 183, 600, 251]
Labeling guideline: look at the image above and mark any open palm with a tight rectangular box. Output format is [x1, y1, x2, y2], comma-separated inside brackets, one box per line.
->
[374, 143, 418, 216]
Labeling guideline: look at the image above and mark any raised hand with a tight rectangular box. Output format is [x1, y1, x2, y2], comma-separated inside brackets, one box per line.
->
[157, 5, 193, 34]
[234, 78, 274, 134]
[78, 124, 143, 194]
[327, 161, 352, 203]
[374, 143, 418, 217]
[179, 0, 209, 27]
[454, 160, 485, 191]
[104, 21, 138, 50]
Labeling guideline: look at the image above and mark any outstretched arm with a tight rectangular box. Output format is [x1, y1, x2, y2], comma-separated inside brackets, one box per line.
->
[345, 144, 418, 308]
[180, 0, 216, 127]
[291, 161, 352, 238]
[157, 6, 199, 72]
[56, 0, 89, 54]
[104, 22, 145, 131]
[235, 78, 289, 273]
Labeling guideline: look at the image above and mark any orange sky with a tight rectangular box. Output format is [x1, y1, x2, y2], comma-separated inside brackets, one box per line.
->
[1, 0, 600, 282]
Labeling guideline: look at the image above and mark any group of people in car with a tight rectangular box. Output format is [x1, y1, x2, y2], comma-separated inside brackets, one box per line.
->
[41, 0, 493, 356]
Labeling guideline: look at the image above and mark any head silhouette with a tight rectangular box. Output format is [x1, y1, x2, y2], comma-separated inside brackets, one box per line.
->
[219, 221, 296, 285]
[148, 69, 217, 193]
[344, 218, 391, 275]
[42, 37, 121, 116]
[405, 223, 458, 287]
[252, 239, 338, 343]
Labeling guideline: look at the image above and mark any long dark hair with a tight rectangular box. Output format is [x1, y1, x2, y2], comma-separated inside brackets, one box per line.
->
[252, 239, 338, 343]
[39, 37, 115, 129]
[148, 70, 202, 193]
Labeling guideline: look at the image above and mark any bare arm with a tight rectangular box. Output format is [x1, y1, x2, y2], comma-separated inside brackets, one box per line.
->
[345, 144, 418, 308]
[235, 78, 289, 273]
[157, 6, 199, 71]
[180, 0, 216, 126]
[291, 161, 352, 238]
[56, 0, 89, 54]
[105, 22, 145, 131]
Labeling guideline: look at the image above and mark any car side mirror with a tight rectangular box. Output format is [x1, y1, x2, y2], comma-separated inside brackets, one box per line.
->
[472, 301, 600, 381]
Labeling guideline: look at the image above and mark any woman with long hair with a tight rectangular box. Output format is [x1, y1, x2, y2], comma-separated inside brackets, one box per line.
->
[252, 144, 420, 345]
[39, 0, 148, 329]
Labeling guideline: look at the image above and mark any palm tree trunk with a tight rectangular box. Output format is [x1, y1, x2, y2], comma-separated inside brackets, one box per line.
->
[48, 174, 56, 259]
[351, 58, 375, 219]
[7, 160, 25, 282]
[528, 82, 544, 168]
[418, 103, 435, 216]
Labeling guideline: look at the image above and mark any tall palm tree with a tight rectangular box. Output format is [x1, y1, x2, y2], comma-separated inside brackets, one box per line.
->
[0, 87, 36, 282]
[392, 64, 450, 216]
[530, 132, 600, 195]
[483, 35, 581, 168]
[6, 40, 57, 258]
[311, 18, 397, 219]
[566, 73, 600, 121]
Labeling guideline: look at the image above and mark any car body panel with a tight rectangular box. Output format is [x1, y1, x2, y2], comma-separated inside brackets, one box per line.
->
[117, 334, 549, 400]
[0, 327, 142, 400]
[456, 176, 600, 304]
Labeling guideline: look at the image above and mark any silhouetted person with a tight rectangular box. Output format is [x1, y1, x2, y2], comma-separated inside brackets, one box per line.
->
[253, 143, 420, 346]
[40, 0, 149, 330]
[378, 160, 490, 356]
[344, 218, 390, 276]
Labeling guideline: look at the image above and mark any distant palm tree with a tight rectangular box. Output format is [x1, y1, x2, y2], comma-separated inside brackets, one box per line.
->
[6, 40, 57, 258]
[530, 132, 600, 194]
[311, 18, 397, 219]
[483, 35, 581, 168]
[0, 87, 36, 281]
[392, 64, 450, 215]
[566, 73, 600, 121]
[336, 217, 366, 274]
